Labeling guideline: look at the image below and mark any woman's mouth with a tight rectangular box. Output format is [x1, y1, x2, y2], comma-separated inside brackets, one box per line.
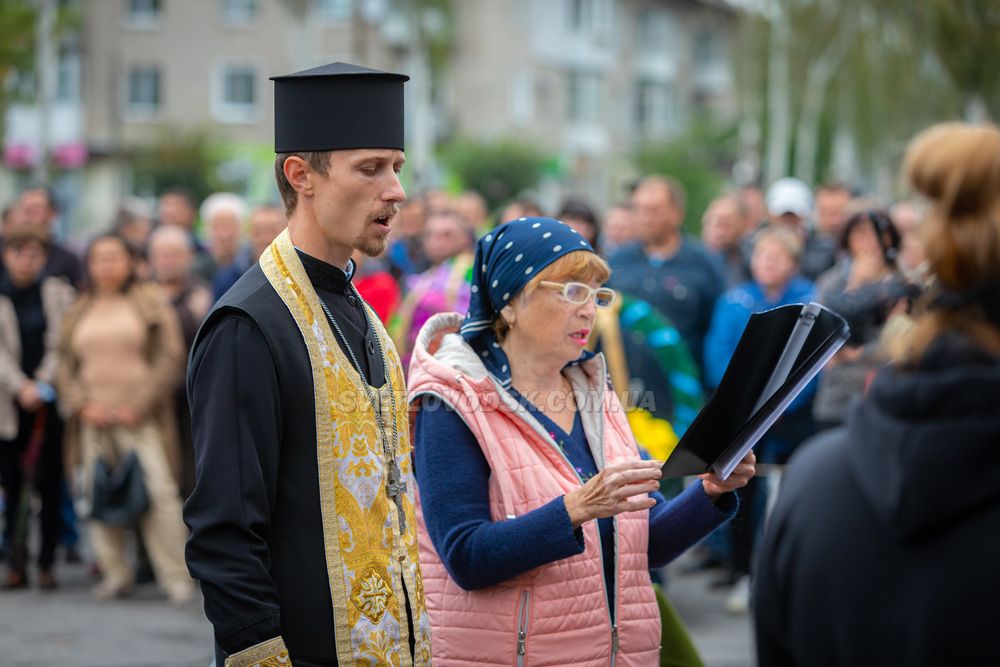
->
[569, 330, 591, 345]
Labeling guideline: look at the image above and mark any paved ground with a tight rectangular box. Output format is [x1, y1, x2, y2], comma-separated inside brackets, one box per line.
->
[666, 554, 756, 667]
[1, 548, 753, 666]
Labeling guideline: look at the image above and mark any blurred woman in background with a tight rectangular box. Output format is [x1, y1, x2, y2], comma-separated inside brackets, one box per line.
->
[57, 234, 192, 603]
[0, 225, 75, 589]
[813, 208, 911, 428]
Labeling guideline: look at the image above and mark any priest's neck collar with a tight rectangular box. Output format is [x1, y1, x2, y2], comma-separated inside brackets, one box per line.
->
[295, 246, 356, 292]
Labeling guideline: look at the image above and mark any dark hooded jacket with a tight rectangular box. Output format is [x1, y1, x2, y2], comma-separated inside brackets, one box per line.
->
[754, 333, 1000, 666]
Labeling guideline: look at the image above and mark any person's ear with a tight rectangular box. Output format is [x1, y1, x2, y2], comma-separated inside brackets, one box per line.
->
[501, 303, 515, 328]
[283, 156, 313, 198]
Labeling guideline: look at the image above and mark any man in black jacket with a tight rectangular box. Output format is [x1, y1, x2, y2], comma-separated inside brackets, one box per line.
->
[183, 63, 431, 667]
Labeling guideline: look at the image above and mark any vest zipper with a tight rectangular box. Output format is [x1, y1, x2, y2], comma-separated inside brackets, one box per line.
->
[516, 590, 531, 667]
[493, 378, 620, 664]
[609, 517, 620, 666]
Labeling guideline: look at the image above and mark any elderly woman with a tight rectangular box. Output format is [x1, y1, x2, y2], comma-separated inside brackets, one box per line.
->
[409, 217, 755, 666]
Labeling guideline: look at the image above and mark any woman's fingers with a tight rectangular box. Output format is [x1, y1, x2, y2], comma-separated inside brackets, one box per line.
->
[618, 496, 657, 513]
[613, 480, 661, 500]
[605, 464, 662, 488]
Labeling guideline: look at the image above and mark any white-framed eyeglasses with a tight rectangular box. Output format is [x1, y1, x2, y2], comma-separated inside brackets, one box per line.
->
[539, 281, 617, 309]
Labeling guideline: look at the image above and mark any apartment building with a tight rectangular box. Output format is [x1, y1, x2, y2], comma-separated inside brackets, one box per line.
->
[447, 0, 736, 206]
[1, 0, 736, 233]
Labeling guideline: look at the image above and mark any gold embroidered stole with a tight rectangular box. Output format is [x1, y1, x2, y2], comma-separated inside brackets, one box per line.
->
[260, 230, 431, 666]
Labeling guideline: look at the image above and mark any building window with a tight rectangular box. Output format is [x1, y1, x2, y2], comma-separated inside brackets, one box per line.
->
[567, 0, 613, 37]
[635, 79, 678, 138]
[214, 63, 258, 123]
[313, 0, 352, 22]
[511, 71, 534, 125]
[568, 71, 602, 123]
[56, 52, 81, 103]
[694, 30, 720, 66]
[124, 0, 161, 28]
[126, 66, 161, 118]
[221, 0, 258, 24]
[635, 8, 673, 54]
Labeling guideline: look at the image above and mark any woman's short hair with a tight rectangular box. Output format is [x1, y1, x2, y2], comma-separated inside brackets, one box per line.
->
[2, 224, 51, 252]
[492, 250, 611, 340]
[753, 226, 803, 263]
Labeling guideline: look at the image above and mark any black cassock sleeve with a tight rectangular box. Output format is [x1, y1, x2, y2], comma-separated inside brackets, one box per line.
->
[183, 313, 284, 654]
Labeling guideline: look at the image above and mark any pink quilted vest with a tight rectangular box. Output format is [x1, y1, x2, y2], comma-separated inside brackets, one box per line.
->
[408, 313, 661, 667]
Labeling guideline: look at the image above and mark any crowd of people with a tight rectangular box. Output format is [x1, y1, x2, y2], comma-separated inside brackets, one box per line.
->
[1, 169, 927, 588]
[1, 113, 975, 666]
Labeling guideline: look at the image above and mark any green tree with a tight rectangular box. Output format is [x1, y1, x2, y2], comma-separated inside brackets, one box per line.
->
[442, 138, 547, 212]
[737, 0, 975, 193]
[920, 0, 1000, 121]
[130, 127, 238, 205]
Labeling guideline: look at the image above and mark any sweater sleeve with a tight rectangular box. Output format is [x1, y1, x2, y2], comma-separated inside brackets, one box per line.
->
[647, 481, 738, 569]
[413, 395, 585, 590]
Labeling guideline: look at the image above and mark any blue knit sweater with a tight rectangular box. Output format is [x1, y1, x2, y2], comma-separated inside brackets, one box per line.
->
[412, 394, 737, 616]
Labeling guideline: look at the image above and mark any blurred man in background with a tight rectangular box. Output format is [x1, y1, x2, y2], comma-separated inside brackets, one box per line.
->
[814, 182, 853, 240]
[610, 175, 724, 373]
[600, 201, 636, 255]
[196, 193, 250, 300]
[15, 187, 82, 287]
[764, 177, 838, 281]
[148, 225, 212, 497]
[702, 195, 750, 288]
[249, 205, 286, 263]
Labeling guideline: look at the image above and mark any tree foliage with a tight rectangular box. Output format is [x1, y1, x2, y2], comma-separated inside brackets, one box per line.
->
[737, 0, 995, 193]
[442, 138, 547, 212]
[130, 127, 238, 205]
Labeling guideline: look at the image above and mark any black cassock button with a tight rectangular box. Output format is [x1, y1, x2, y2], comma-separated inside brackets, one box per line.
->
[347, 295, 358, 307]
[367, 339, 376, 355]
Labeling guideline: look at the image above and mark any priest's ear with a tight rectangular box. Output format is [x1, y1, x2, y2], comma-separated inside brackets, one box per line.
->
[282, 155, 315, 198]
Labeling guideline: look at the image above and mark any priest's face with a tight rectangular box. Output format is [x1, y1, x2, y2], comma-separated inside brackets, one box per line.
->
[314, 148, 406, 258]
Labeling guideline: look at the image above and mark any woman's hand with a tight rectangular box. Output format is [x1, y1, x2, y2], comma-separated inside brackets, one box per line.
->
[16, 381, 42, 411]
[80, 403, 112, 427]
[564, 460, 662, 528]
[699, 451, 756, 502]
[111, 406, 143, 427]
[847, 252, 888, 289]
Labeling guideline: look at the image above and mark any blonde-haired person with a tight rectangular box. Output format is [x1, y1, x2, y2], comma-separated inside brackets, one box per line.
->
[409, 217, 755, 666]
[754, 122, 1000, 666]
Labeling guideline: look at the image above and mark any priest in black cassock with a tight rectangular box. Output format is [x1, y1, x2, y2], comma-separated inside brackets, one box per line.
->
[183, 63, 432, 667]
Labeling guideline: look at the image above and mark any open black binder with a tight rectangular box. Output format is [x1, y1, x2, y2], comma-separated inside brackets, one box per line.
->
[661, 302, 850, 480]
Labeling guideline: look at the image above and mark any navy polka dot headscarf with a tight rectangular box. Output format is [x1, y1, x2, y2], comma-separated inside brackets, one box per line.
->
[460, 217, 597, 387]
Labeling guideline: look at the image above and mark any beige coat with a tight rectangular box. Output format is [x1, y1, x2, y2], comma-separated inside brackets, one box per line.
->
[0, 277, 77, 440]
[56, 282, 185, 479]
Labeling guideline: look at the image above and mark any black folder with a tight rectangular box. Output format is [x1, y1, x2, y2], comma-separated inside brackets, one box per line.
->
[661, 302, 850, 479]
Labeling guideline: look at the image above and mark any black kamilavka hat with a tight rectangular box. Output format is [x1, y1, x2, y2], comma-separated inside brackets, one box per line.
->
[270, 62, 409, 153]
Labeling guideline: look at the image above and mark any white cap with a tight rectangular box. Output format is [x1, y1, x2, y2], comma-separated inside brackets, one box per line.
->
[766, 178, 813, 218]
